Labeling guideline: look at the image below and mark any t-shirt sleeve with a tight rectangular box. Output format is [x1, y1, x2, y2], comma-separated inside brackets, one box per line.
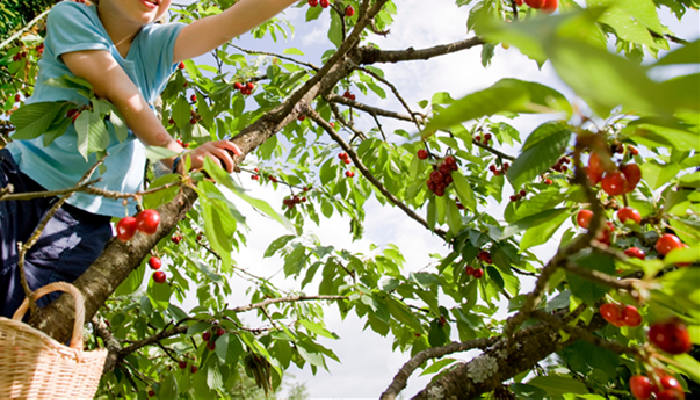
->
[137, 22, 186, 97]
[45, 2, 110, 58]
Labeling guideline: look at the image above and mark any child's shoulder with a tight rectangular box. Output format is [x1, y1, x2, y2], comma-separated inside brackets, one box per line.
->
[49, 0, 96, 21]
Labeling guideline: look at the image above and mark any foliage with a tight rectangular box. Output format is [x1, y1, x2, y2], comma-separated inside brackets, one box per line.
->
[1, 0, 699, 398]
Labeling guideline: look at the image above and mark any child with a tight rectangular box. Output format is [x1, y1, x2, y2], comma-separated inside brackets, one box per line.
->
[0, 0, 297, 317]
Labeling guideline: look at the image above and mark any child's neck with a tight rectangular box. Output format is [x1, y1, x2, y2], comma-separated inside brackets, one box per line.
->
[97, 3, 143, 58]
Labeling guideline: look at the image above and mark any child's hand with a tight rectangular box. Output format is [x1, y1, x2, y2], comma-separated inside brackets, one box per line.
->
[181, 140, 241, 173]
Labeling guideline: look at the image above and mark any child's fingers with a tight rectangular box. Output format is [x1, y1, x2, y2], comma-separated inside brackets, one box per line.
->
[208, 147, 235, 172]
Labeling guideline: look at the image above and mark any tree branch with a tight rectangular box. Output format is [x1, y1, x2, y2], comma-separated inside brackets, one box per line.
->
[356, 37, 485, 65]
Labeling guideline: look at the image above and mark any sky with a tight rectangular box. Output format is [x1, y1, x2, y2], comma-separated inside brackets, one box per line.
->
[188, 1, 700, 399]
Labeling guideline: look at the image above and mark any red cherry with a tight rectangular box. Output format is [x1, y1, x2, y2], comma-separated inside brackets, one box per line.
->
[14, 94, 21, 103]
[319, 0, 329, 8]
[148, 390, 155, 397]
[472, 268, 484, 278]
[483, 133, 492, 143]
[657, 389, 685, 400]
[629, 375, 654, 400]
[544, 179, 553, 184]
[344, 158, 351, 165]
[252, 175, 260, 181]
[338, 152, 348, 160]
[345, 5, 355, 16]
[617, 207, 641, 224]
[601, 172, 626, 196]
[465, 266, 475, 275]
[587, 152, 604, 184]
[577, 210, 593, 229]
[600, 303, 623, 325]
[189, 94, 197, 102]
[148, 256, 162, 270]
[621, 305, 642, 327]
[308, 0, 318, 6]
[202, 331, 211, 341]
[179, 361, 187, 369]
[217, 327, 225, 336]
[345, 171, 355, 178]
[659, 375, 682, 391]
[649, 320, 691, 354]
[624, 247, 645, 260]
[178, 61, 185, 70]
[152, 271, 166, 283]
[542, 0, 557, 13]
[246, 82, 255, 90]
[656, 234, 682, 255]
[525, 0, 545, 8]
[190, 365, 198, 373]
[514, 0, 523, 5]
[621, 164, 641, 193]
[172, 235, 182, 245]
[417, 149, 428, 160]
[116, 216, 138, 241]
[136, 209, 160, 234]
[208, 341, 216, 350]
[233, 82, 243, 89]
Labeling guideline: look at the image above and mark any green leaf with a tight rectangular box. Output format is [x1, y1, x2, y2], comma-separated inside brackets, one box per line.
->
[506, 122, 571, 189]
[655, 39, 700, 66]
[672, 353, 700, 382]
[264, 235, 295, 258]
[9, 101, 64, 140]
[520, 209, 569, 250]
[319, 158, 336, 185]
[109, 110, 129, 142]
[197, 181, 236, 269]
[567, 252, 615, 304]
[158, 373, 179, 399]
[424, 79, 571, 134]
[527, 375, 588, 396]
[452, 172, 476, 211]
[145, 145, 179, 162]
[548, 37, 666, 117]
[74, 110, 109, 160]
[420, 358, 457, 376]
[665, 245, 699, 264]
[299, 319, 339, 339]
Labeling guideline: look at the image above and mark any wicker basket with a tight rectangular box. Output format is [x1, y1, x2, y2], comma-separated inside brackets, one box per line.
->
[0, 282, 107, 399]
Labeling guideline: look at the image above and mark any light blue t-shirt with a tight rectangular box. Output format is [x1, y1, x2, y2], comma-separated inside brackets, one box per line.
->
[7, 1, 185, 217]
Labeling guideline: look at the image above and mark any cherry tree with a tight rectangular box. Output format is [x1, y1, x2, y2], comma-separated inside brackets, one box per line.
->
[1, 0, 699, 398]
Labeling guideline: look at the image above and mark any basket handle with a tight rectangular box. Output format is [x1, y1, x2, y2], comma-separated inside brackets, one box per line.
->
[12, 282, 86, 349]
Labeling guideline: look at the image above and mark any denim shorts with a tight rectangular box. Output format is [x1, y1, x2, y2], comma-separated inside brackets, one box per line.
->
[0, 149, 112, 318]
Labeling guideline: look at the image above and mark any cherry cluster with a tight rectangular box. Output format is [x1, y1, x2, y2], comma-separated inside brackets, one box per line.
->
[464, 265, 484, 278]
[202, 325, 226, 350]
[12, 51, 28, 61]
[474, 132, 492, 145]
[148, 256, 167, 284]
[308, 0, 330, 8]
[509, 189, 527, 202]
[338, 151, 351, 165]
[426, 156, 457, 197]
[283, 195, 307, 209]
[551, 156, 570, 173]
[489, 162, 509, 176]
[342, 91, 356, 101]
[587, 152, 641, 196]
[187, 109, 202, 125]
[477, 250, 492, 264]
[576, 209, 618, 245]
[251, 167, 261, 180]
[599, 303, 641, 327]
[630, 373, 685, 400]
[116, 209, 160, 241]
[233, 81, 255, 95]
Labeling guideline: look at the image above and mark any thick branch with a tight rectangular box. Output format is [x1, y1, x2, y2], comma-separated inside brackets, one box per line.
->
[381, 338, 497, 400]
[356, 37, 485, 65]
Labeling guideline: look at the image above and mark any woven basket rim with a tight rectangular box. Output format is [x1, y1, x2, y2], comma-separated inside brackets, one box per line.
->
[0, 316, 108, 357]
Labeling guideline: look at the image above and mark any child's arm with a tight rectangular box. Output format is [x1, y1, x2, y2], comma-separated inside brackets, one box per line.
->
[172, 0, 297, 63]
[62, 50, 240, 171]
